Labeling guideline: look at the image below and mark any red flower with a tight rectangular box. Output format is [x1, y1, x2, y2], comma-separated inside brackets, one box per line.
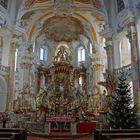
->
[0, 112, 9, 122]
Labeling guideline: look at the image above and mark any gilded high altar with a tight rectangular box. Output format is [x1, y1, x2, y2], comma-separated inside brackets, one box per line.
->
[11, 45, 107, 122]
[36, 46, 87, 117]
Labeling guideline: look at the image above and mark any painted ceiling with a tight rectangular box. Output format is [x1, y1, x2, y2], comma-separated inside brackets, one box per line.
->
[23, 0, 102, 9]
[41, 17, 84, 42]
[19, 0, 105, 43]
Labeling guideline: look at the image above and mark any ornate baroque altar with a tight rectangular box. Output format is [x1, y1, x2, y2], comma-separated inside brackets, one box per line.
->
[36, 46, 87, 120]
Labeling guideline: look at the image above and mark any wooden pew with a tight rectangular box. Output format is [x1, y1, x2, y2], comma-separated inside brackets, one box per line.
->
[94, 129, 140, 140]
[102, 133, 140, 140]
[0, 138, 12, 140]
[104, 138, 140, 140]
[0, 132, 21, 140]
[0, 128, 27, 140]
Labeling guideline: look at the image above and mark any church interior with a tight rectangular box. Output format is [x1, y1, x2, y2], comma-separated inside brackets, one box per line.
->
[0, 0, 140, 139]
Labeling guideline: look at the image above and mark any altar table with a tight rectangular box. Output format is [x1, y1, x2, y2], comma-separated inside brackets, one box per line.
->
[45, 116, 76, 133]
[77, 122, 96, 133]
[46, 116, 76, 122]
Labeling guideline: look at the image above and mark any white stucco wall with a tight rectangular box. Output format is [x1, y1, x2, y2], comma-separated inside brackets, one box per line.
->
[0, 75, 7, 112]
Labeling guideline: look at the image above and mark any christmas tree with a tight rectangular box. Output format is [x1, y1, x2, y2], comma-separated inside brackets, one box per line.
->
[107, 73, 138, 129]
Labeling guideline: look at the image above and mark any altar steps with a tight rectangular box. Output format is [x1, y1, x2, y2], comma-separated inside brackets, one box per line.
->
[27, 135, 94, 140]
[27, 131, 94, 140]
[51, 130, 70, 132]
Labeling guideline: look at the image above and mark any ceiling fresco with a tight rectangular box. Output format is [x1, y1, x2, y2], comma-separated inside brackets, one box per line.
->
[41, 17, 84, 42]
[20, 0, 105, 43]
[23, 0, 101, 9]
[74, 0, 101, 8]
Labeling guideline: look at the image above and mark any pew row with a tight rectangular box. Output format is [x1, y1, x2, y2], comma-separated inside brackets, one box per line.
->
[94, 129, 140, 140]
[0, 128, 27, 140]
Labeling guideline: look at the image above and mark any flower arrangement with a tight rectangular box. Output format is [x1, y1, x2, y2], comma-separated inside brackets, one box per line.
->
[0, 112, 9, 128]
[0, 112, 9, 122]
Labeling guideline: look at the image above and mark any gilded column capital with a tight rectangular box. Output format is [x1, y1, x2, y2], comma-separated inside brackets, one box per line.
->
[104, 45, 113, 57]
[127, 21, 136, 32]
[10, 42, 19, 51]
[105, 37, 113, 46]
[126, 20, 137, 41]
[126, 32, 137, 42]
[93, 64, 104, 71]
[20, 63, 32, 69]
[104, 36, 113, 56]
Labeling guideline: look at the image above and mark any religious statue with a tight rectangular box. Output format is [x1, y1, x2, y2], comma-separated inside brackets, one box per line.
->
[13, 96, 21, 112]
[91, 0, 101, 8]
[101, 90, 107, 111]
[99, 70, 118, 95]
[54, 46, 71, 62]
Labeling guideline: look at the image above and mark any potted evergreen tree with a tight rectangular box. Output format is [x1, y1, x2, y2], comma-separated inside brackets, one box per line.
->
[107, 73, 139, 129]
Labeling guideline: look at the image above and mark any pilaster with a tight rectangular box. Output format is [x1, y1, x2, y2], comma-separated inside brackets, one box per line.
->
[8, 41, 19, 103]
[19, 43, 34, 90]
[127, 21, 140, 112]
[1, 36, 11, 66]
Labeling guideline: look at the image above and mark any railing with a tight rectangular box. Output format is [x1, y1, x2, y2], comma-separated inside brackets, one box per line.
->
[114, 64, 132, 80]
[0, 65, 9, 73]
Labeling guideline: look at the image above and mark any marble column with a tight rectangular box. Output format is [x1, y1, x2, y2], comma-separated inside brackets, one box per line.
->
[104, 37, 114, 72]
[8, 42, 19, 102]
[127, 30, 140, 112]
[93, 63, 105, 86]
[6, 37, 19, 111]
[19, 44, 34, 89]
[103, 37, 118, 96]
[1, 36, 11, 66]
[113, 38, 121, 68]
[91, 44, 106, 110]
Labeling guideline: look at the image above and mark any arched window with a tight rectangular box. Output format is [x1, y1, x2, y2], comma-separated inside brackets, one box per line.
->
[89, 43, 92, 54]
[78, 45, 85, 62]
[39, 45, 48, 62]
[40, 47, 45, 61]
[79, 76, 82, 85]
[117, 0, 125, 13]
[14, 48, 18, 71]
[33, 42, 35, 52]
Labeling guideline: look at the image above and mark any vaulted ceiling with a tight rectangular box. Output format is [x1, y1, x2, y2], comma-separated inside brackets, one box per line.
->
[17, 0, 107, 44]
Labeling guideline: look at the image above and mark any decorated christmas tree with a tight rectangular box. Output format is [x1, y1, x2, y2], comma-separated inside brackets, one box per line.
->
[107, 73, 138, 129]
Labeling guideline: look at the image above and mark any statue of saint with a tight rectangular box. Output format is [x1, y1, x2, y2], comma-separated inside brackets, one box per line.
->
[101, 90, 107, 111]
[54, 46, 70, 62]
